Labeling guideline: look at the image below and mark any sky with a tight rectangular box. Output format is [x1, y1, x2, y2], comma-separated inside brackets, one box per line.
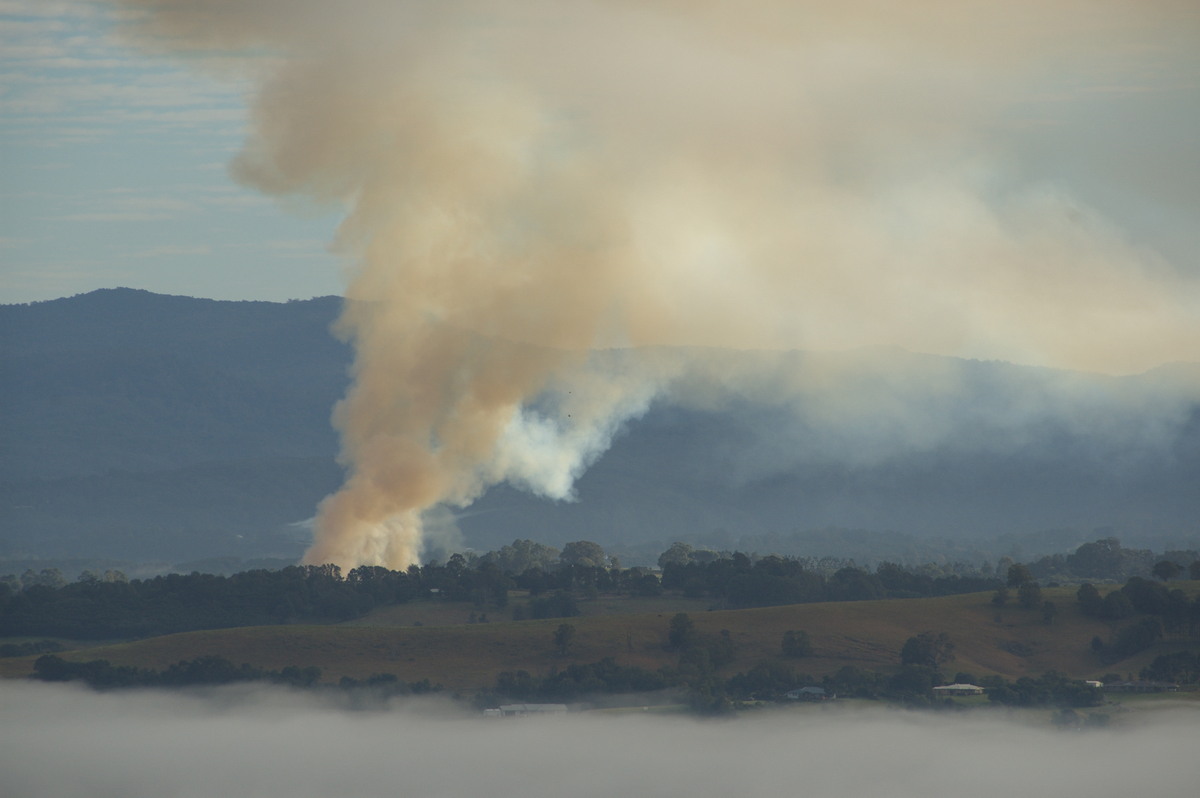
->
[0, 0, 345, 303]
[3, 1, 1199, 571]
[0, 0, 1197, 307]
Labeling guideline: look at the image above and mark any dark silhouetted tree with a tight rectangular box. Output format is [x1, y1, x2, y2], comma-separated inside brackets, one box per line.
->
[553, 623, 576, 656]
[1006, 564, 1033, 588]
[1152, 560, 1182, 582]
[560, 541, 606, 568]
[1109, 617, 1164, 660]
[657, 542, 695, 569]
[668, 613, 697, 651]
[1067, 538, 1125, 579]
[888, 665, 937, 700]
[1101, 589, 1134, 620]
[900, 631, 955, 669]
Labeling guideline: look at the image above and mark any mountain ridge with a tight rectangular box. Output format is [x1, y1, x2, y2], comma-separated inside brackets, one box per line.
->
[2, 289, 1197, 564]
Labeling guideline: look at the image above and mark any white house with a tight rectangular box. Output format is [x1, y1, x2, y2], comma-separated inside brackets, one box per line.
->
[932, 683, 985, 696]
[490, 703, 569, 717]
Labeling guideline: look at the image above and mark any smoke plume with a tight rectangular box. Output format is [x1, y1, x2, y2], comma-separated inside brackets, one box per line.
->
[115, 1, 1200, 570]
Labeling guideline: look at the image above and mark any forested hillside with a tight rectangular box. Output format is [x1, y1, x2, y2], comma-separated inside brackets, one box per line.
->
[2, 289, 1198, 566]
[0, 288, 348, 480]
[0, 289, 348, 561]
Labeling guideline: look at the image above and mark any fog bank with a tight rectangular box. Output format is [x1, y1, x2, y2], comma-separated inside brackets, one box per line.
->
[2, 681, 1197, 798]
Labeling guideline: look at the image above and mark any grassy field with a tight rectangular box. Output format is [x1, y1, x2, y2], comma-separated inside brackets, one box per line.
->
[4, 583, 1195, 692]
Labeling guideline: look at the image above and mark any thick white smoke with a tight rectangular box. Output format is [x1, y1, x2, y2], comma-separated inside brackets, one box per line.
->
[113, 1, 1200, 570]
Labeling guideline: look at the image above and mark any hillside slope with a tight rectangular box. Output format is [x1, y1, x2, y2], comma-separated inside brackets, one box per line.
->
[4, 587, 1185, 691]
[2, 289, 1198, 564]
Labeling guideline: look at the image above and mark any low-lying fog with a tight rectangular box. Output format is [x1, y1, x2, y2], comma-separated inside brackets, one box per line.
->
[0, 676, 1195, 796]
[2, 682, 1196, 798]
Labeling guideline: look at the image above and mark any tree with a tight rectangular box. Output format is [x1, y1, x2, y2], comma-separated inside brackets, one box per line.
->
[444, 553, 468, 578]
[781, 630, 813, 658]
[560, 540, 606, 569]
[553, 623, 576, 656]
[1017, 581, 1043, 610]
[1101, 589, 1134, 620]
[1190, 560, 1200, 581]
[1122, 577, 1172, 615]
[1152, 560, 1182, 582]
[22, 568, 65, 590]
[900, 631, 955, 669]
[727, 661, 810, 700]
[1109, 617, 1163, 660]
[991, 587, 1009, 608]
[1006, 564, 1033, 588]
[33, 654, 72, 681]
[1068, 537, 1122, 573]
[657, 542, 695, 569]
[1141, 650, 1200, 684]
[485, 539, 560, 574]
[996, 557, 1015, 581]
[888, 665, 937, 699]
[667, 612, 698, 651]
[710, 629, 737, 667]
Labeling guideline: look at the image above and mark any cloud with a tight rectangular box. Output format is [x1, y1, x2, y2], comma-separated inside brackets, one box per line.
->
[0, 1, 103, 19]
[257, 239, 334, 258]
[193, 190, 270, 208]
[1, 681, 1197, 798]
[54, 211, 172, 221]
[0, 0, 248, 138]
[52, 193, 198, 222]
[129, 244, 210, 258]
[31, 56, 137, 69]
[0, 19, 70, 35]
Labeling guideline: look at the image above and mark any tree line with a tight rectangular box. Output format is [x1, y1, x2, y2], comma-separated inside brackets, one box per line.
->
[4, 535, 1195, 643]
[1075, 576, 1200, 664]
[658, 554, 1000, 607]
[0, 564, 410, 639]
[0, 541, 1005, 640]
[1026, 537, 1200, 584]
[29, 652, 443, 696]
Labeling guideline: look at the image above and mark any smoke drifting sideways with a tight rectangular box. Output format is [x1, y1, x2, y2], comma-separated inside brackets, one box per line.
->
[2, 681, 1199, 798]
[114, 1, 1200, 571]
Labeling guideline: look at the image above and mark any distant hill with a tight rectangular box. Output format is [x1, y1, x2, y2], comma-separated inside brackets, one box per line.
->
[0, 289, 349, 561]
[0, 585, 1173, 689]
[0, 288, 348, 480]
[1, 289, 1198, 565]
[462, 398, 1200, 560]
